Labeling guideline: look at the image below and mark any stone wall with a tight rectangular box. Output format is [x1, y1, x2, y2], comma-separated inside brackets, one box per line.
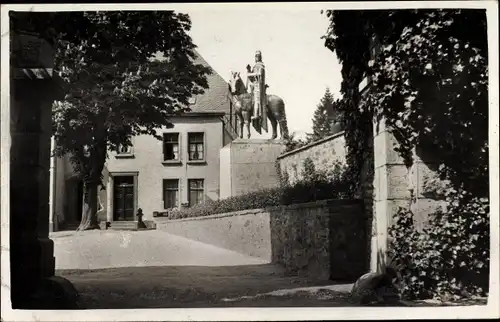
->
[277, 131, 374, 273]
[155, 199, 368, 281]
[155, 210, 273, 260]
[270, 199, 367, 281]
[278, 132, 346, 184]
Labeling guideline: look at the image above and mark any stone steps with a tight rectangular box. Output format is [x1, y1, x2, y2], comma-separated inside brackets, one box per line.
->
[107, 220, 157, 231]
[109, 221, 139, 231]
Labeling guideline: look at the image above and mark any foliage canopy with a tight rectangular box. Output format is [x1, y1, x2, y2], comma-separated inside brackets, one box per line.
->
[11, 11, 211, 230]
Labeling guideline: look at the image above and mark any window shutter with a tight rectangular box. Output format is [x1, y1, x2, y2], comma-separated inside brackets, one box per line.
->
[203, 132, 206, 160]
[178, 132, 182, 162]
[162, 134, 166, 161]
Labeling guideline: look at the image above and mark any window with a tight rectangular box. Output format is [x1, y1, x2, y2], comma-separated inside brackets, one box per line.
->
[117, 144, 132, 155]
[116, 143, 134, 158]
[188, 179, 204, 207]
[163, 133, 179, 161]
[163, 179, 179, 209]
[188, 132, 204, 161]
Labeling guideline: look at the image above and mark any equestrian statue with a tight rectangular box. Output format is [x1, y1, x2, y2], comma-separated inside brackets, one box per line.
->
[228, 50, 289, 140]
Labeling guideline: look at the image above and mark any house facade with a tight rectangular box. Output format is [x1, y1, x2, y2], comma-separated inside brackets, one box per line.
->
[50, 52, 239, 230]
[104, 112, 236, 223]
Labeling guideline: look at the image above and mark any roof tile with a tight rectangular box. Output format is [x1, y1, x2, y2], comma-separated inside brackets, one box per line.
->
[188, 50, 231, 115]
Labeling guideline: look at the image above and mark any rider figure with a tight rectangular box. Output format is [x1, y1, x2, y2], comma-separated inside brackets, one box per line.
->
[246, 50, 266, 121]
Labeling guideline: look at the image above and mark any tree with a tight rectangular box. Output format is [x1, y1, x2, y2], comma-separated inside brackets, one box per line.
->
[306, 87, 341, 143]
[37, 11, 211, 230]
[283, 131, 309, 152]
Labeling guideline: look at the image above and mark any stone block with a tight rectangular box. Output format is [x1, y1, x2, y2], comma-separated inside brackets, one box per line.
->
[372, 199, 409, 272]
[374, 201, 389, 242]
[373, 131, 406, 168]
[386, 165, 411, 200]
[375, 165, 410, 201]
[373, 166, 382, 202]
[220, 139, 286, 198]
[374, 199, 409, 236]
[232, 163, 282, 195]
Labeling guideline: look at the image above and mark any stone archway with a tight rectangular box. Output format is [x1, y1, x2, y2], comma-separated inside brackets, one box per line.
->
[7, 25, 78, 309]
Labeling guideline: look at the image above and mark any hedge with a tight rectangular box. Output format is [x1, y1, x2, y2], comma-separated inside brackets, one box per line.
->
[161, 159, 350, 220]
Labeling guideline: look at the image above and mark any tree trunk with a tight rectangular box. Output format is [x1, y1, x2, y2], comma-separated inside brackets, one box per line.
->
[76, 182, 100, 231]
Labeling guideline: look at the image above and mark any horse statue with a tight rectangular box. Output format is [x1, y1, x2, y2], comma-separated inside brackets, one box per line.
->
[228, 71, 289, 140]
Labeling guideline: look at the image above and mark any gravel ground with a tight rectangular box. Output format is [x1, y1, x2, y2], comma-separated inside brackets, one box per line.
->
[52, 230, 354, 309]
[58, 266, 355, 309]
[52, 230, 488, 309]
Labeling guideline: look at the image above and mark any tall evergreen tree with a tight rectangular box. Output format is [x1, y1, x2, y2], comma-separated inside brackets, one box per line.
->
[306, 87, 339, 142]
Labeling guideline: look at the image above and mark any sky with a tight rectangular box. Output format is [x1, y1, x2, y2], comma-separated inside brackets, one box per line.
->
[184, 9, 343, 139]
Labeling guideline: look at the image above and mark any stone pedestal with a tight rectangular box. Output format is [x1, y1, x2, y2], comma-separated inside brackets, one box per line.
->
[220, 139, 286, 199]
[7, 28, 77, 309]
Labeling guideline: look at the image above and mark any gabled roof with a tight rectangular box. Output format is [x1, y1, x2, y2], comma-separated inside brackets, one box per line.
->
[186, 50, 231, 115]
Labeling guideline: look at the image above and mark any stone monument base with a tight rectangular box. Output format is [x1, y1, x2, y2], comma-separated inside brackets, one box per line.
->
[220, 139, 286, 199]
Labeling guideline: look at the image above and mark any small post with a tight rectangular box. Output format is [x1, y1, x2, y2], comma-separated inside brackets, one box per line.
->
[136, 208, 146, 229]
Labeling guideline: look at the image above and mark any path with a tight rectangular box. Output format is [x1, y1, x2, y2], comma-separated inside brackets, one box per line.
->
[52, 230, 354, 308]
[53, 229, 268, 270]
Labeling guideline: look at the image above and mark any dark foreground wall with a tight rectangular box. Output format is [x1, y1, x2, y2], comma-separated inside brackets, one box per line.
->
[8, 26, 78, 310]
[156, 199, 368, 281]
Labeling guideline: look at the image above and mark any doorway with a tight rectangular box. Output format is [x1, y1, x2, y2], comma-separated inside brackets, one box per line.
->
[113, 175, 135, 221]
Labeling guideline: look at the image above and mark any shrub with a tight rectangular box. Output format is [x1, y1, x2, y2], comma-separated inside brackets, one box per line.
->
[167, 188, 282, 220]
[165, 158, 351, 219]
[388, 189, 490, 301]
[280, 158, 350, 205]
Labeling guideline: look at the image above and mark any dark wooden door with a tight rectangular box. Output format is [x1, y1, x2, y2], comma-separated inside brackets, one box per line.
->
[113, 176, 135, 221]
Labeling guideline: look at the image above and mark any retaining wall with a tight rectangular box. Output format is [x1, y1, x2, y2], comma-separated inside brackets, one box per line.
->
[155, 199, 367, 281]
[278, 132, 347, 184]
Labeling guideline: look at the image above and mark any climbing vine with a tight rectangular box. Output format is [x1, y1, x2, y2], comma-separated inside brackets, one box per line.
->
[323, 9, 488, 197]
[323, 9, 489, 300]
[363, 10, 488, 195]
[321, 10, 375, 198]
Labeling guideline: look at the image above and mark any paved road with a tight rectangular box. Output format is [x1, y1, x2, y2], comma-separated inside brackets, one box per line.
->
[52, 229, 268, 270]
[51, 230, 354, 308]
